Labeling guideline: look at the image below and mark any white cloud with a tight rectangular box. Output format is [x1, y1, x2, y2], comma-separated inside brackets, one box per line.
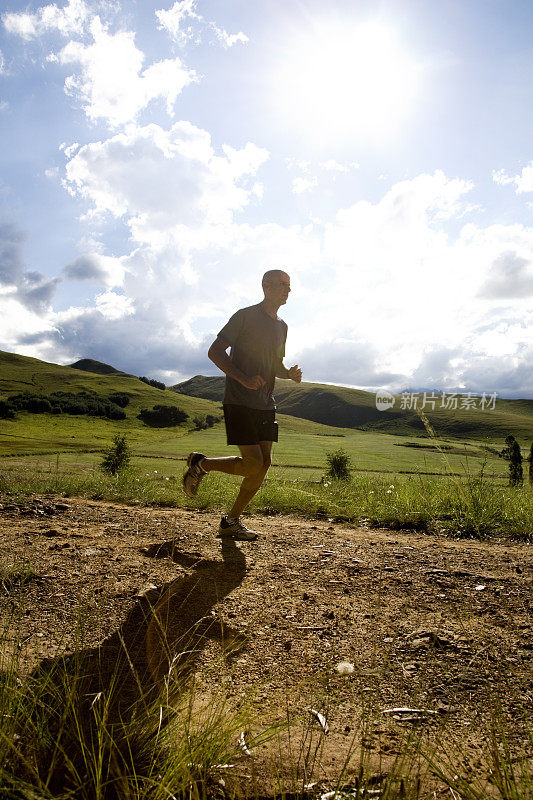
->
[156, 0, 248, 49]
[288, 171, 533, 393]
[59, 140, 80, 158]
[63, 121, 269, 235]
[4, 155, 533, 394]
[492, 168, 513, 187]
[3, 0, 89, 39]
[155, 0, 201, 46]
[0, 49, 5, 74]
[295, 339, 403, 389]
[285, 158, 312, 172]
[94, 289, 134, 319]
[215, 29, 248, 48]
[493, 162, 533, 194]
[56, 17, 196, 127]
[292, 176, 318, 194]
[0, 295, 57, 357]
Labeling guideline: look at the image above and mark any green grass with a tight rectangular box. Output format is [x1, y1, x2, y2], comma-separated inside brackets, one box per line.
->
[1, 458, 530, 540]
[0, 560, 39, 593]
[0, 627, 254, 799]
[0, 409, 512, 476]
[1, 348, 531, 539]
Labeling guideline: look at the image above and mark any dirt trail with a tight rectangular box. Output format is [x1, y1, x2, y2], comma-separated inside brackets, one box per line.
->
[0, 495, 531, 794]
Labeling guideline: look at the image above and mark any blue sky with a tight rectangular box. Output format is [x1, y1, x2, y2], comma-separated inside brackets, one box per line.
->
[0, 0, 532, 397]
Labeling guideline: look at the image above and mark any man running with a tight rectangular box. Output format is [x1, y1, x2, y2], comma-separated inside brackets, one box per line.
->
[182, 269, 302, 541]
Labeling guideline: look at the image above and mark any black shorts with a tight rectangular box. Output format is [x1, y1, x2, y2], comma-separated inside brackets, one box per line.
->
[223, 404, 278, 446]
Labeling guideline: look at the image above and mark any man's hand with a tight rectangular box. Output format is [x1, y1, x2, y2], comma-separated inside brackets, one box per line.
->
[240, 374, 267, 390]
[288, 365, 302, 383]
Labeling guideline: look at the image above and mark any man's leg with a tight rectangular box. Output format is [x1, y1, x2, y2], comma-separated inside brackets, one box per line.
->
[182, 446, 263, 499]
[201, 447, 263, 478]
[227, 440, 272, 519]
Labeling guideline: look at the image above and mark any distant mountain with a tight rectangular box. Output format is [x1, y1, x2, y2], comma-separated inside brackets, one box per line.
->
[171, 375, 533, 441]
[69, 358, 133, 377]
[172, 375, 225, 401]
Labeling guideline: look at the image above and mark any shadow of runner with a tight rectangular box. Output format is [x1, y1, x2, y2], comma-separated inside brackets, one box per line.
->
[15, 536, 248, 795]
[144, 537, 247, 684]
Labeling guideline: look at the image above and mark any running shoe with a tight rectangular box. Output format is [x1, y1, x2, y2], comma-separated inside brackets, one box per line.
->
[182, 452, 206, 498]
[217, 516, 259, 541]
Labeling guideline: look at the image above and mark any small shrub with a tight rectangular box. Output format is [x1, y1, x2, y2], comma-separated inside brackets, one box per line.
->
[324, 448, 352, 480]
[192, 413, 221, 430]
[107, 393, 130, 408]
[502, 435, 523, 487]
[105, 403, 127, 420]
[0, 399, 15, 419]
[139, 376, 166, 390]
[26, 396, 52, 413]
[100, 435, 131, 476]
[138, 405, 188, 427]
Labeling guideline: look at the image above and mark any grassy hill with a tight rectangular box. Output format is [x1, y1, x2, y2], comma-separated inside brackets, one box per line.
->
[69, 358, 133, 377]
[0, 350, 222, 456]
[172, 375, 533, 443]
[0, 350, 528, 483]
[0, 351, 361, 465]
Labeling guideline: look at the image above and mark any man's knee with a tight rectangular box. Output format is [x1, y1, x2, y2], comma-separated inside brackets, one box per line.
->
[240, 454, 264, 477]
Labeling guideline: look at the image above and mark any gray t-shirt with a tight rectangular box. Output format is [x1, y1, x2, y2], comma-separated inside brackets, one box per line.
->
[218, 303, 288, 410]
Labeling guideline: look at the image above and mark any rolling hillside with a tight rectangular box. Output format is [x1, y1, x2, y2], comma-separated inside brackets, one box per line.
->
[0, 351, 529, 481]
[0, 350, 222, 456]
[172, 375, 533, 443]
[0, 351, 354, 463]
[0, 352, 533, 482]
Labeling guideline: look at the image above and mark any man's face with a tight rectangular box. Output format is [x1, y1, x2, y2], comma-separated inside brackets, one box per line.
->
[266, 272, 291, 305]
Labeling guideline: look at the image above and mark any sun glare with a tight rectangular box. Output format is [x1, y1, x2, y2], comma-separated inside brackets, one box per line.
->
[272, 20, 419, 145]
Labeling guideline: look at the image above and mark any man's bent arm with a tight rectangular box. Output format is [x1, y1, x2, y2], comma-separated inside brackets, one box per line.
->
[208, 337, 258, 387]
[275, 362, 290, 379]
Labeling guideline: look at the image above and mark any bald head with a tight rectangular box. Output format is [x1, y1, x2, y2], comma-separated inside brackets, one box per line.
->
[262, 269, 289, 290]
[261, 269, 291, 311]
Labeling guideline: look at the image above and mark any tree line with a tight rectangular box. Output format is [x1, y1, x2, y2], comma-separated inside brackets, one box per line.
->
[0, 391, 130, 421]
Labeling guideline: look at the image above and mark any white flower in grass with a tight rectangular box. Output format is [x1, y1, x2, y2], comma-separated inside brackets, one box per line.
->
[336, 661, 355, 675]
